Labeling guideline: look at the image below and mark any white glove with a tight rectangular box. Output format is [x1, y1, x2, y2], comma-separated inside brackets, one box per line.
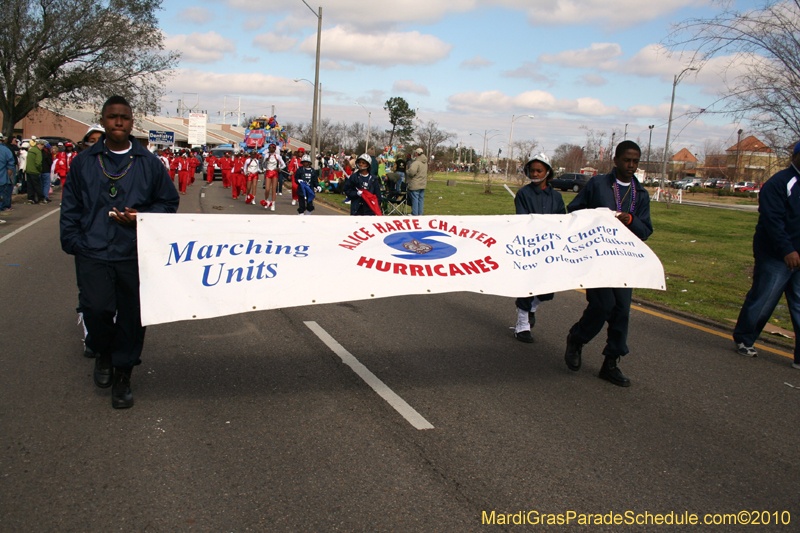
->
[357, 190, 362, 196]
[315, 186, 322, 193]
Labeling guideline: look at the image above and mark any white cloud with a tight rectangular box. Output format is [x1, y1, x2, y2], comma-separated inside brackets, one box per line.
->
[392, 80, 430, 96]
[178, 7, 212, 24]
[447, 89, 619, 117]
[165, 32, 237, 64]
[321, 60, 355, 71]
[252, 32, 298, 53]
[223, 0, 699, 30]
[298, 25, 452, 66]
[167, 69, 306, 98]
[539, 43, 623, 68]
[243, 16, 266, 32]
[501, 61, 549, 83]
[521, 0, 702, 29]
[580, 73, 607, 87]
[460, 55, 494, 70]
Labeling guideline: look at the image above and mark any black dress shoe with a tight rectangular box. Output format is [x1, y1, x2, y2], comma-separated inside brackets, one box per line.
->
[514, 330, 534, 343]
[111, 367, 133, 409]
[83, 345, 96, 359]
[93, 355, 113, 388]
[599, 357, 631, 387]
[565, 334, 583, 371]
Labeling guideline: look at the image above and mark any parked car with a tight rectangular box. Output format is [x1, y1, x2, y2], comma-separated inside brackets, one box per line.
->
[550, 173, 589, 192]
[740, 184, 761, 192]
[733, 181, 756, 191]
[203, 147, 236, 181]
[703, 179, 719, 188]
[672, 179, 689, 189]
[715, 180, 732, 189]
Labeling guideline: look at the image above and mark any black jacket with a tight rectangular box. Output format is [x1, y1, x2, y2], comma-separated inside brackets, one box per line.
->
[515, 182, 565, 215]
[60, 136, 180, 261]
[753, 163, 800, 261]
[343, 171, 382, 215]
[567, 169, 652, 242]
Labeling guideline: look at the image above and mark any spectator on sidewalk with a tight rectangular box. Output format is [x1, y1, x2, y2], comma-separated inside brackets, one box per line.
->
[0, 134, 15, 216]
[406, 147, 428, 216]
[25, 139, 46, 204]
[733, 142, 800, 369]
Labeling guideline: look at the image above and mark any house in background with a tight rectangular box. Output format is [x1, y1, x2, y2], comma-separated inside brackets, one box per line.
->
[725, 136, 779, 184]
[667, 148, 698, 181]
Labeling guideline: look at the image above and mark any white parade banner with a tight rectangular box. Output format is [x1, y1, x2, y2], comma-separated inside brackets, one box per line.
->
[137, 210, 665, 326]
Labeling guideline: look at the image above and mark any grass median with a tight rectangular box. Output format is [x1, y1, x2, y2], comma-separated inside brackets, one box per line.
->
[423, 174, 793, 342]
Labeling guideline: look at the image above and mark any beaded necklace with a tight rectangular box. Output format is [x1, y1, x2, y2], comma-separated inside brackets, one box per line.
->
[613, 179, 636, 213]
[97, 153, 133, 198]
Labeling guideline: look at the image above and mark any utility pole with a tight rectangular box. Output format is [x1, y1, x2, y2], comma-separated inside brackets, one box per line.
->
[646, 125, 655, 180]
[661, 67, 698, 189]
[301, 1, 322, 169]
[735, 128, 743, 183]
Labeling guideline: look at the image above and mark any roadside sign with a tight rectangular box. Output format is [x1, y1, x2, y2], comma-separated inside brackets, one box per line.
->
[188, 113, 207, 146]
[149, 130, 174, 144]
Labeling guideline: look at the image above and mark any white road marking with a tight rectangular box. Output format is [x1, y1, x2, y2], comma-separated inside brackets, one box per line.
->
[0, 208, 60, 245]
[201, 193, 206, 197]
[304, 321, 434, 430]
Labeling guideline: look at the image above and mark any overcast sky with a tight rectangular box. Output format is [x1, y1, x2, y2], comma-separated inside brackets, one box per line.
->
[157, 0, 762, 156]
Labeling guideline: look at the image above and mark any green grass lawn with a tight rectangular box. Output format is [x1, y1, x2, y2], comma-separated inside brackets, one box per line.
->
[423, 177, 794, 341]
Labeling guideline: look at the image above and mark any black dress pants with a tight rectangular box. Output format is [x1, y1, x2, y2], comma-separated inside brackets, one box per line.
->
[569, 287, 632, 357]
[27, 172, 42, 203]
[75, 254, 146, 368]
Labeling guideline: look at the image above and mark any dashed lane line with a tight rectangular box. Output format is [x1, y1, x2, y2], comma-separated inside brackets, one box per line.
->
[304, 321, 434, 430]
[0, 208, 60, 245]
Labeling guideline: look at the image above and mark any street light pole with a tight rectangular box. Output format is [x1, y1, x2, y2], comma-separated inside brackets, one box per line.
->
[661, 66, 697, 189]
[301, 1, 322, 169]
[646, 125, 655, 180]
[506, 114, 534, 181]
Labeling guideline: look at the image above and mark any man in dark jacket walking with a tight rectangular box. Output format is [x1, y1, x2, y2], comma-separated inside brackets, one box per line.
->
[564, 141, 653, 387]
[60, 95, 180, 409]
[733, 143, 800, 368]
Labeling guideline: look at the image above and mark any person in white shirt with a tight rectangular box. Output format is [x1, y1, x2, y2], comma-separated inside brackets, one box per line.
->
[260, 143, 286, 211]
[243, 151, 261, 204]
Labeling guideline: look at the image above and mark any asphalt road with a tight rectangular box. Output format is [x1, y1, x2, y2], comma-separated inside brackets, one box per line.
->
[1, 176, 798, 532]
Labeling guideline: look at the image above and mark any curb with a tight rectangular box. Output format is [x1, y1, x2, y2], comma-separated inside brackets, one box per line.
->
[631, 296, 794, 350]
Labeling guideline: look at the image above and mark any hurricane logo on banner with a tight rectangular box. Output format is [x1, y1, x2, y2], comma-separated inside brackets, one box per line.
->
[384, 231, 457, 261]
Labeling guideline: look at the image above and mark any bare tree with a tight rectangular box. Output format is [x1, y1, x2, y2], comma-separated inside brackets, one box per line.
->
[0, 0, 179, 138]
[552, 143, 586, 173]
[413, 120, 455, 158]
[667, 0, 800, 145]
[511, 139, 538, 166]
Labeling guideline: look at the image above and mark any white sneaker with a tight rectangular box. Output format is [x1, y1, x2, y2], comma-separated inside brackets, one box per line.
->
[291, 199, 296, 206]
[736, 342, 758, 357]
[278, 192, 283, 196]
[270, 203, 275, 211]
[792, 363, 800, 370]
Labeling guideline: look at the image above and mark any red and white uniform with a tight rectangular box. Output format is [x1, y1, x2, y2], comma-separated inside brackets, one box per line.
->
[232, 156, 246, 199]
[177, 156, 191, 194]
[206, 155, 218, 183]
[188, 156, 198, 184]
[169, 155, 178, 182]
[219, 155, 233, 188]
[244, 157, 260, 181]
[261, 152, 286, 181]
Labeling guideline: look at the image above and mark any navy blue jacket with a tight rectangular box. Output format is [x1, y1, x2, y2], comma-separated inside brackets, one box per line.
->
[567, 169, 652, 242]
[753, 164, 800, 261]
[60, 136, 180, 261]
[294, 166, 319, 189]
[343, 171, 382, 216]
[515, 182, 565, 215]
